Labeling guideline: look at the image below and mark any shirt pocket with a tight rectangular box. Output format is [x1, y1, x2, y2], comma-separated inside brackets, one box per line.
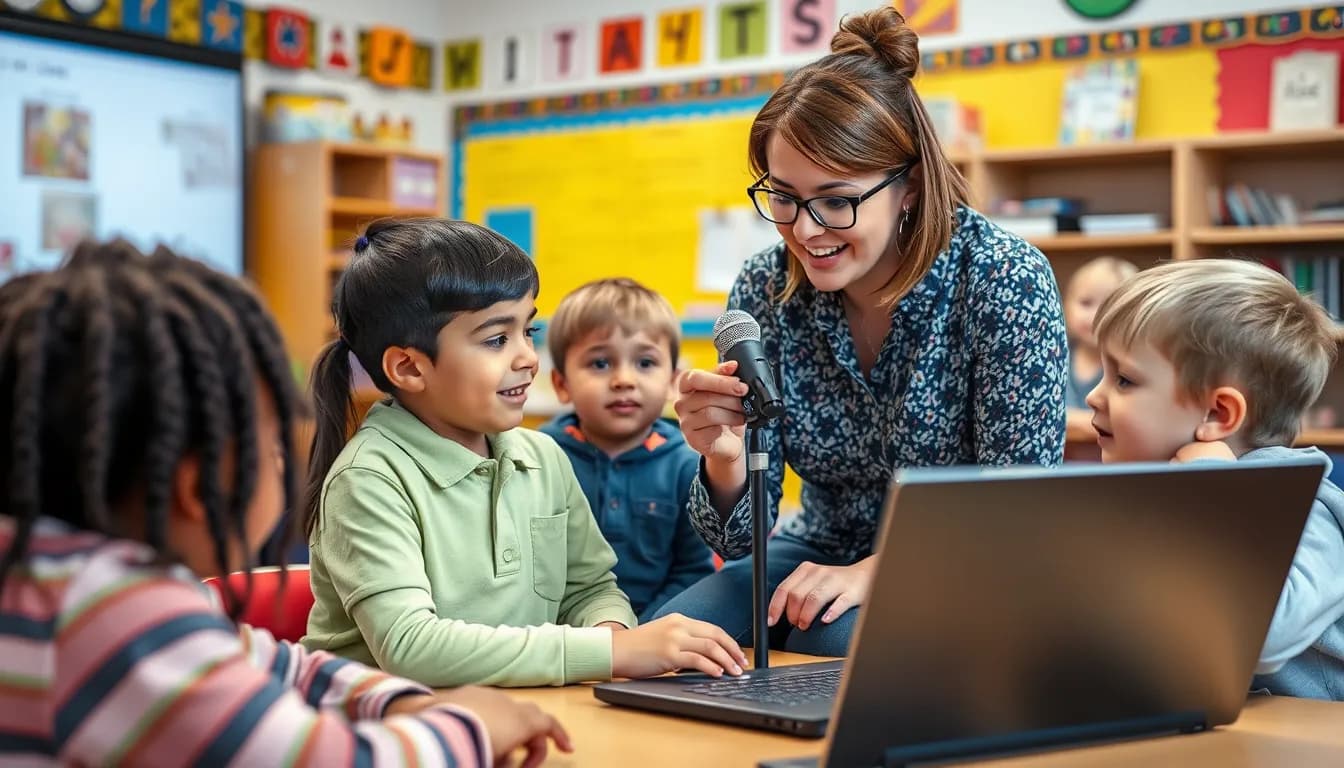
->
[529, 511, 569, 602]
[631, 499, 679, 561]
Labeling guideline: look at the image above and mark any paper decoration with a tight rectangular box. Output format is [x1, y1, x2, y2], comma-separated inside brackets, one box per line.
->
[368, 27, 413, 87]
[320, 19, 356, 76]
[1270, 50, 1340, 130]
[443, 39, 482, 91]
[542, 24, 586, 81]
[893, 0, 958, 36]
[242, 6, 263, 59]
[719, 1, 767, 60]
[1060, 59, 1138, 145]
[600, 17, 643, 74]
[780, 0, 833, 54]
[168, 0, 202, 45]
[1097, 28, 1140, 55]
[122, 0, 167, 37]
[411, 42, 433, 90]
[490, 31, 535, 88]
[657, 8, 702, 66]
[265, 7, 309, 69]
[201, 0, 241, 52]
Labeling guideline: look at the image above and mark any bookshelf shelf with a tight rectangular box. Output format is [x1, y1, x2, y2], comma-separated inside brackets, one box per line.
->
[1296, 428, 1344, 448]
[329, 197, 438, 218]
[1029, 231, 1175, 252]
[252, 142, 445, 382]
[1190, 225, 1344, 245]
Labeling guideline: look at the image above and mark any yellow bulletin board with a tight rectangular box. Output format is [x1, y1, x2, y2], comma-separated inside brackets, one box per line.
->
[455, 96, 769, 322]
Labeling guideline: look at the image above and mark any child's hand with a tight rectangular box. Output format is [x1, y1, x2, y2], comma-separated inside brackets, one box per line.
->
[387, 687, 573, 768]
[1172, 440, 1237, 463]
[611, 613, 749, 679]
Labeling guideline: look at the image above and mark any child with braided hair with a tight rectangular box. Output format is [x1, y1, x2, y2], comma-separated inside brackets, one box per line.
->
[0, 240, 570, 767]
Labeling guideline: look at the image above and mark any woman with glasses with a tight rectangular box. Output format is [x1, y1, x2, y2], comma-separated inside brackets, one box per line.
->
[653, 6, 1067, 656]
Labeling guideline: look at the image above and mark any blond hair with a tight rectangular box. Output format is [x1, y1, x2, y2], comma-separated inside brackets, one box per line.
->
[1094, 259, 1338, 447]
[547, 278, 680, 374]
[748, 5, 970, 307]
[1068, 255, 1138, 295]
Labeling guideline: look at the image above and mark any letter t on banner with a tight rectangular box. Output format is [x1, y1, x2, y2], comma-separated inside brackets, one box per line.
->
[543, 23, 587, 81]
[719, 1, 768, 60]
[780, 0, 834, 54]
[600, 16, 644, 74]
[658, 8, 703, 67]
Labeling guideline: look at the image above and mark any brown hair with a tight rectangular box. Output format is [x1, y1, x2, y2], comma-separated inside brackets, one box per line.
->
[547, 278, 680, 374]
[1094, 259, 1338, 447]
[748, 5, 970, 305]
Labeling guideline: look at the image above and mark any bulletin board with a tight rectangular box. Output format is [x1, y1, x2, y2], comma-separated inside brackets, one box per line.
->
[455, 95, 771, 318]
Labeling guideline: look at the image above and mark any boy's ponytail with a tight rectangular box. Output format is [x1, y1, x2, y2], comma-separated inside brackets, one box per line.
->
[302, 337, 355, 537]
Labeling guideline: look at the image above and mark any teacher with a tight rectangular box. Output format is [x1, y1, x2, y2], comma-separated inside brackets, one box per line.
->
[653, 6, 1067, 656]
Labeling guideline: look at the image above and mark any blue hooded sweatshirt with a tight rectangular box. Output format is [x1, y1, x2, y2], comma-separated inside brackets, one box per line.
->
[1244, 445, 1344, 701]
[540, 413, 715, 621]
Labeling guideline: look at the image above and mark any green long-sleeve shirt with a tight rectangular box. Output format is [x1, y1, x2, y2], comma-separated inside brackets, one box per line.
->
[302, 400, 637, 687]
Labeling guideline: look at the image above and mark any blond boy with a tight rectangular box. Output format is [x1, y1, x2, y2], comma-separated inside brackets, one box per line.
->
[1086, 259, 1344, 700]
[539, 279, 714, 621]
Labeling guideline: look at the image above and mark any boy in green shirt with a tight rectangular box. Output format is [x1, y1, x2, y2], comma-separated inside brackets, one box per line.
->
[300, 219, 746, 687]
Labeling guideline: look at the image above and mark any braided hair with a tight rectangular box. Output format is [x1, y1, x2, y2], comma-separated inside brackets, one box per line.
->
[0, 240, 302, 615]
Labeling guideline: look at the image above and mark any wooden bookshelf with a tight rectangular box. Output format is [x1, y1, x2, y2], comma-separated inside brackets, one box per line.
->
[957, 128, 1344, 455]
[250, 141, 446, 383]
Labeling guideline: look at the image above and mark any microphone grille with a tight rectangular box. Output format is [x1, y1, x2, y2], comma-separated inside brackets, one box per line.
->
[713, 310, 760, 356]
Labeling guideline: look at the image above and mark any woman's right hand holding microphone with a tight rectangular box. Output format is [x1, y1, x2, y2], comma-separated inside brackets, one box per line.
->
[674, 361, 751, 505]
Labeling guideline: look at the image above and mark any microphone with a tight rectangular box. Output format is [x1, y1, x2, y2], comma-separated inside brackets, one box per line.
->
[712, 310, 784, 424]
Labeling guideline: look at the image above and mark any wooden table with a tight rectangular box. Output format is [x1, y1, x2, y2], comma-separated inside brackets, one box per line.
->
[503, 653, 1344, 767]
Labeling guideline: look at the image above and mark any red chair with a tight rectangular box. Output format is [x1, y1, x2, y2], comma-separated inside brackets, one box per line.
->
[203, 565, 314, 643]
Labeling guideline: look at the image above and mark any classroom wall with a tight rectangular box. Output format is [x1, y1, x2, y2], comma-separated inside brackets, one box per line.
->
[241, 0, 456, 155]
[437, 0, 1312, 102]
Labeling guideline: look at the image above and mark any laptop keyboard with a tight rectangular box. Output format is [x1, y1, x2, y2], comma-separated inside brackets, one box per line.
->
[682, 668, 842, 707]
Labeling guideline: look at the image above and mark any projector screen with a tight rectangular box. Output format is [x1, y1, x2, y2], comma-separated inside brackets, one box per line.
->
[0, 15, 244, 281]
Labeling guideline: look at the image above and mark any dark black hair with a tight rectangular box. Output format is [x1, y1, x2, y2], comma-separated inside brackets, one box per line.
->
[0, 240, 303, 615]
[302, 218, 538, 537]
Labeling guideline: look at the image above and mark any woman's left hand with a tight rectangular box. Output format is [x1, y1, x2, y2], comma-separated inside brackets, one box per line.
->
[768, 557, 876, 631]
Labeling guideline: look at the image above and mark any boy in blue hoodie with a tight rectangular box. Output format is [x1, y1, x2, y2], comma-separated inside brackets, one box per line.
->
[1086, 259, 1344, 701]
[540, 278, 715, 621]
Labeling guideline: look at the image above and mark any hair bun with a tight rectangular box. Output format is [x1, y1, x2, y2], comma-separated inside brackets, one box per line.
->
[831, 6, 920, 80]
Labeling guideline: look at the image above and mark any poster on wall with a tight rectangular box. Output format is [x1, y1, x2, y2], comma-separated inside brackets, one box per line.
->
[892, 0, 958, 36]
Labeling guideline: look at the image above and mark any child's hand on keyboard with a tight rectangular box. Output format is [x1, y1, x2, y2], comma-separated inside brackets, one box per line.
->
[611, 613, 750, 679]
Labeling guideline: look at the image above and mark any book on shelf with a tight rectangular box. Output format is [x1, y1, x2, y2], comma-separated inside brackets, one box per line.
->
[1208, 185, 1344, 227]
[1262, 255, 1343, 319]
[1059, 59, 1138, 146]
[1078, 213, 1165, 234]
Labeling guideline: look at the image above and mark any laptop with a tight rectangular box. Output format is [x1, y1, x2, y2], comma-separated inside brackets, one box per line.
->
[592, 459, 1324, 767]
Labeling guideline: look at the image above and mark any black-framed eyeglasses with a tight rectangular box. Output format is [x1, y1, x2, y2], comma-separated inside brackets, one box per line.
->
[746, 165, 912, 230]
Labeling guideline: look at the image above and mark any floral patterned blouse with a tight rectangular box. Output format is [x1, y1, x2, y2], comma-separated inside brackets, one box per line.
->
[689, 206, 1068, 562]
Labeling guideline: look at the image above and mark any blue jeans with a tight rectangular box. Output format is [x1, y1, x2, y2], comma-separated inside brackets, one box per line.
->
[651, 534, 860, 657]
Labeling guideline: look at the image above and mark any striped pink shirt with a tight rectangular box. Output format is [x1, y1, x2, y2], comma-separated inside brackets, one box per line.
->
[0, 517, 490, 766]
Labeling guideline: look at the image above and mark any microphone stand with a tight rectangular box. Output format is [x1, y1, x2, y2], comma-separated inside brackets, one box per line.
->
[747, 423, 769, 671]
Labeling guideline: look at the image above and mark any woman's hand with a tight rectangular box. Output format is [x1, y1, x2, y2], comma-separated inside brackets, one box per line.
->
[611, 613, 749, 679]
[768, 558, 876, 632]
[387, 687, 572, 768]
[674, 361, 750, 464]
